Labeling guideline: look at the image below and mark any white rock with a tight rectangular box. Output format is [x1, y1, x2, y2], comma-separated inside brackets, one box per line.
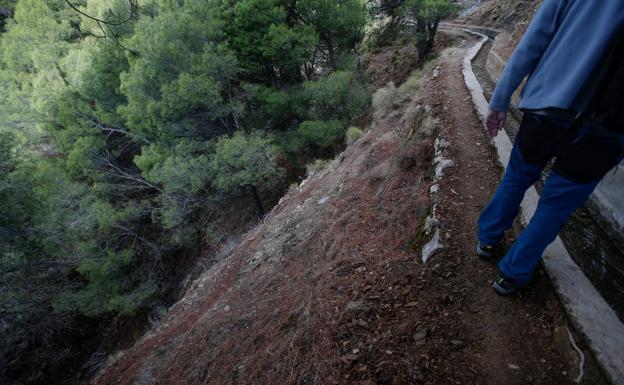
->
[435, 158, 455, 179]
[422, 228, 443, 264]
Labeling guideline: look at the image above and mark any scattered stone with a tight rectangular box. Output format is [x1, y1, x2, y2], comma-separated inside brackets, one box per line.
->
[508, 364, 520, 370]
[435, 137, 450, 150]
[422, 228, 443, 263]
[346, 301, 370, 313]
[356, 319, 369, 328]
[413, 328, 428, 346]
[405, 302, 418, 308]
[424, 215, 440, 232]
[435, 158, 455, 179]
[341, 354, 360, 363]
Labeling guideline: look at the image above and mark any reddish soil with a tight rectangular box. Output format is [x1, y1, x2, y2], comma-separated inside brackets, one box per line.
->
[94, 31, 608, 385]
[363, 42, 421, 88]
[94, 55, 436, 385]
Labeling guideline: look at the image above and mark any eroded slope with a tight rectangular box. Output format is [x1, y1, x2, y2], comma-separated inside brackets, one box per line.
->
[95, 57, 437, 385]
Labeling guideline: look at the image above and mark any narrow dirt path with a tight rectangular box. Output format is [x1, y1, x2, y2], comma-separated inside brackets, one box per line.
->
[424, 30, 608, 384]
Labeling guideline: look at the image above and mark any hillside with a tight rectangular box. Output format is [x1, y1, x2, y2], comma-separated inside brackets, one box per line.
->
[93, 26, 607, 385]
[3, 1, 622, 384]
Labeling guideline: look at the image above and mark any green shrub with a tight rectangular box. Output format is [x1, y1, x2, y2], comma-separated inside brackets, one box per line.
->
[306, 159, 331, 175]
[277, 119, 347, 165]
[298, 70, 370, 121]
[135, 141, 212, 195]
[372, 82, 401, 120]
[346, 126, 364, 144]
[211, 132, 284, 192]
[211, 131, 285, 214]
[54, 249, 158, 316]
[244, 84, 295, 130]
[298, 120, 345, 148]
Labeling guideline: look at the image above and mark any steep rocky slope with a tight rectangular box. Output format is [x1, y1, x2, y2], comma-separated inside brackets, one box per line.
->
[94, 51, 437, 385]
[94, 27, 608, 383]
[459, 0, 540, 44]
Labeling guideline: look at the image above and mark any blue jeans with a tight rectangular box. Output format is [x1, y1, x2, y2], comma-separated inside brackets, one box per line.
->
[477, 113, 623, 284]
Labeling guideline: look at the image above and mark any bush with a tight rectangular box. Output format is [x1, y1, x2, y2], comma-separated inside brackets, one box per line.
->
[244, 84, 295, 130]
[54, 249, 158, 316]
[346, 126, 364, 145]
[298, 70, 370, 121]
[298, 120, 346, 148]
[306, 159, 331, 175]
[135, 141, 212, 195]
[277, 119, 347, 165]
[211, 131, 285, 215]
[372, 82, 401, 120]
[368, 0, 458, 58]
[211, 132, 284, 191]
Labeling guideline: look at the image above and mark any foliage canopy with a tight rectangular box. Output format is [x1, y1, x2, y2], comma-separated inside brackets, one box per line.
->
[0, 0, 453, 382]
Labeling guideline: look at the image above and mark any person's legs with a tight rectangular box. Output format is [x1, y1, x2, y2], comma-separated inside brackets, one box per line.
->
[477, 143, 544, 246]
[498, 172, 599, 284]
[497, 125, 624, 288]
[477, 113, 554, 246]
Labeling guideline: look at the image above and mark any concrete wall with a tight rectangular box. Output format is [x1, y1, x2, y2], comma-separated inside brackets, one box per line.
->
[485, 32, 624, 246]
[592, 172, 624, 247]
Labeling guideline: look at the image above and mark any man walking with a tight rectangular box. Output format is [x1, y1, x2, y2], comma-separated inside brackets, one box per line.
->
[477, 0, 624, 295]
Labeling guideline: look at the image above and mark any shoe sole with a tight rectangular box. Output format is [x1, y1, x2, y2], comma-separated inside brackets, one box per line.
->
[492, 281, 521, 296]
[476, 245, 500, 265]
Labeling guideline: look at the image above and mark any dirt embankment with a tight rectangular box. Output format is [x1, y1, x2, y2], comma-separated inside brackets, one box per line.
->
[93, 0, 619, 378]
[94, 43, 439, 385]
[93, 26, 609, 384]
[459, 0, 540, 45]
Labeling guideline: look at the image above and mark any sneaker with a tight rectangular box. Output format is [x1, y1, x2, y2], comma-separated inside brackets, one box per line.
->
[476, 242, 502, 263]
[492, 272, 523, 296]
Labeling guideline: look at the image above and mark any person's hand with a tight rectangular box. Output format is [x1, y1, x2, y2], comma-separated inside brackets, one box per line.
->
[484, 109, 507, 138]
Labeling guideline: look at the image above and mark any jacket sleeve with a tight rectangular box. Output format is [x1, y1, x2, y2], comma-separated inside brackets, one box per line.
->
[489, 0, 564, 112]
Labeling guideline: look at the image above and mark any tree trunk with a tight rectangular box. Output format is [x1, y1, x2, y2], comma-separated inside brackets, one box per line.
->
[425, 20, 440, 57]
[326, 36, 336, 68]
[249, 185, 265, 217]
[354, 43, 362, 70]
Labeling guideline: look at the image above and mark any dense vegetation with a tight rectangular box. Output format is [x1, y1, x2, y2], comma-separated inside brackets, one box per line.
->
[370, 0, 458, 55]
[0, 0, 455, 383]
